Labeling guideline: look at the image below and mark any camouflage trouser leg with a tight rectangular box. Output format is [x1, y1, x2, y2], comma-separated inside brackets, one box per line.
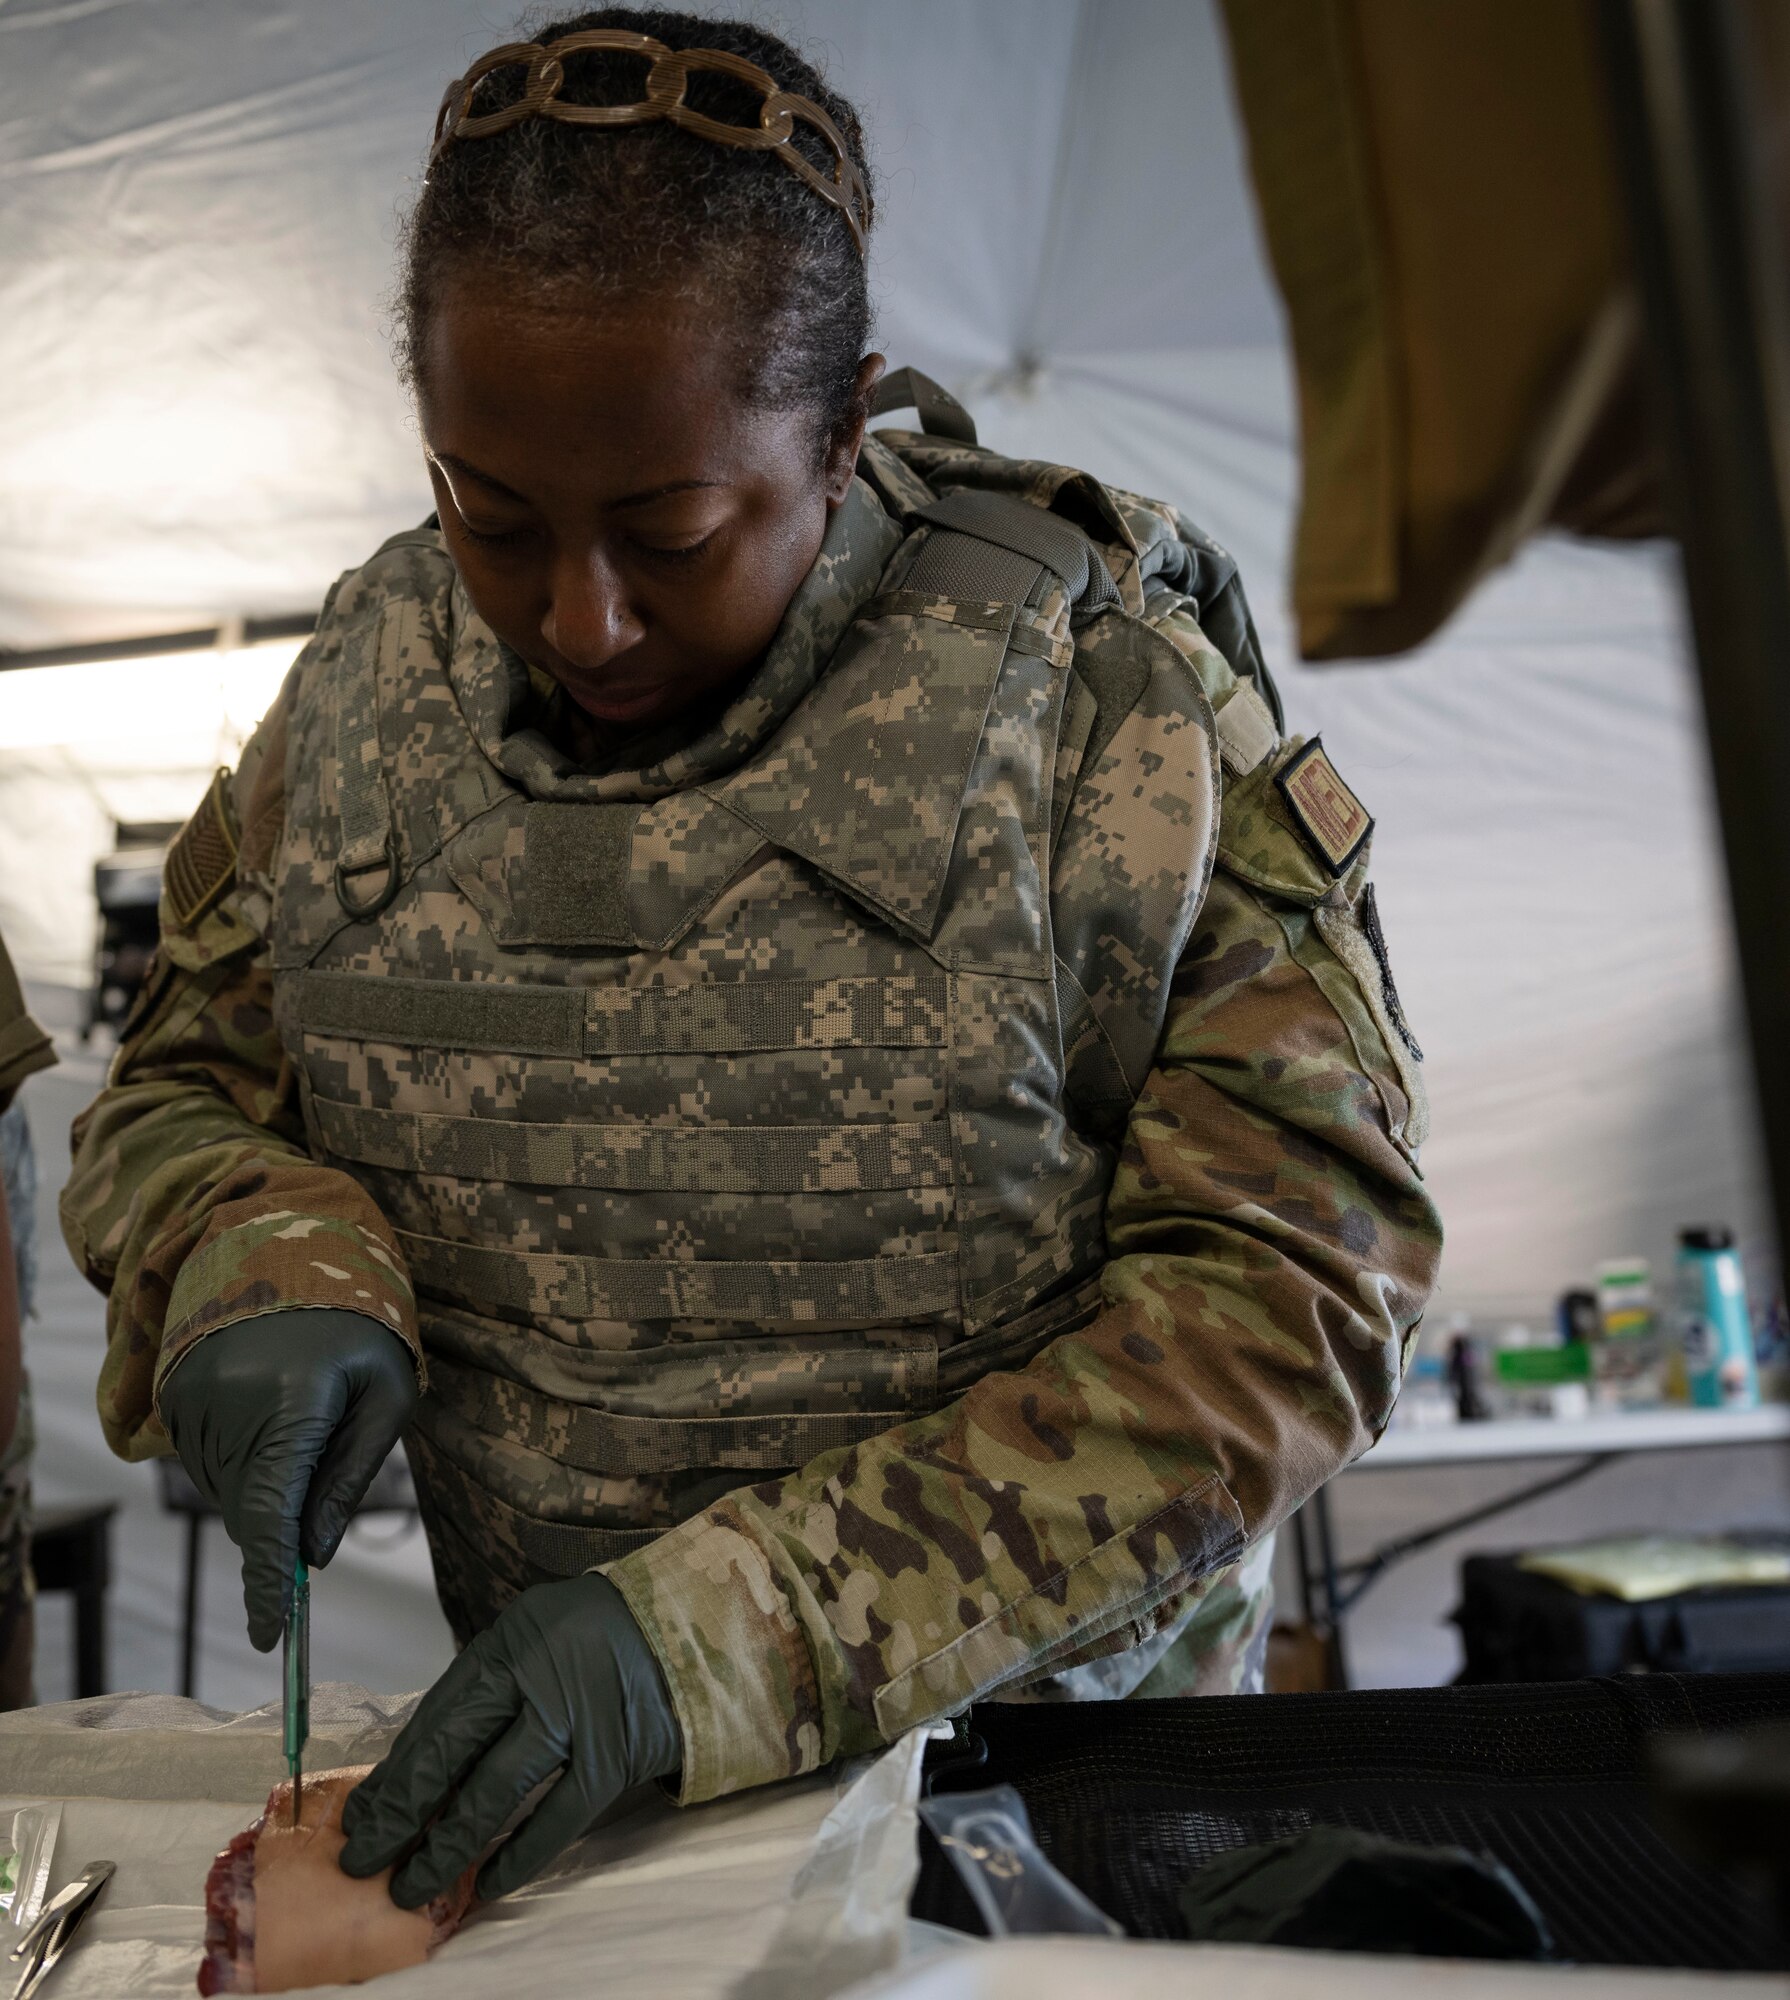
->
[994, 1531, 1277, 1704]
[0, 1377, 35, 1712]
[1, 1102, 37, 1710]
[1127, 1531, 1277, 1698]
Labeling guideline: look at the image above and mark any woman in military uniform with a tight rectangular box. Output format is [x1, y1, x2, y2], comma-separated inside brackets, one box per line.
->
[64, 9, 1440, 1908]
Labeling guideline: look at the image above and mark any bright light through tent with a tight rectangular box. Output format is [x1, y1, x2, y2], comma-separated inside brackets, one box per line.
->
[0, 638, 304, 984]
[0, 640, 301, 758]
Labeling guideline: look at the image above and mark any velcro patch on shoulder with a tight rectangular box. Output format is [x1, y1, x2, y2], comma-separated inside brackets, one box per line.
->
[1274, 737, 1372, 876]
[1212, 681, 1279, 777]
[163, 769, 240, 930]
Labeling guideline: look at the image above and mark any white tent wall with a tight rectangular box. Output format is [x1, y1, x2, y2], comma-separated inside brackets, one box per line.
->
[1, 0, 1783, 1699]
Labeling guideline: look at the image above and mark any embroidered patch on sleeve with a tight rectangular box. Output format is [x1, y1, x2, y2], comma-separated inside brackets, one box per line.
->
[163, 767, 240, 930]
[1274, 737, 1373, 876]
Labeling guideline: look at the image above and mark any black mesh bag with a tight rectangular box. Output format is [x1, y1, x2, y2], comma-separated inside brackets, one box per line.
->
[912, 1673, 1790, 1971]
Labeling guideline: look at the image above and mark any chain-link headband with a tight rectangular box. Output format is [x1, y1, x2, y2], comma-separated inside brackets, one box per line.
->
[431, 28, 873, 255]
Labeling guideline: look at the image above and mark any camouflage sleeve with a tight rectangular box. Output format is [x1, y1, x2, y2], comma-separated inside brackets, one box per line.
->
[607, 665, 1443, 1804]
[59, 669, 420, 1463]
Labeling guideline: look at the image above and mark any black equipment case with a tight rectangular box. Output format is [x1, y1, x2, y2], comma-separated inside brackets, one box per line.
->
[1455, 1550, 1790, 1681]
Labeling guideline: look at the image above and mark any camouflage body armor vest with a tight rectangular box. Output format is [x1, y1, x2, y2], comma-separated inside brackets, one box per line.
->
[269, 428, 1254, 1643]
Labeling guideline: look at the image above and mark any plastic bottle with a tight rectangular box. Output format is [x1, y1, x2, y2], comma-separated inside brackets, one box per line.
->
[1675, 1226, 1759, 1410]
[1593, 1257, 1664, 1410]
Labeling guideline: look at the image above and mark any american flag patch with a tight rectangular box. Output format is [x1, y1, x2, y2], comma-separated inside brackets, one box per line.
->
[1274, 738, 1372, 876]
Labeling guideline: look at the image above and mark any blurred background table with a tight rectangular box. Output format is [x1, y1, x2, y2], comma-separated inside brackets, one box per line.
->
[1291, 1405, 1790, 1686]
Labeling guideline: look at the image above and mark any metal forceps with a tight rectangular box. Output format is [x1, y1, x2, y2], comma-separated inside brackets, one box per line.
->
[7, 1861, 114, 1998]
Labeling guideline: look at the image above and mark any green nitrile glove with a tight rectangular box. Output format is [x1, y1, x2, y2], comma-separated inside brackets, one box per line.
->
[337, 1572, 681, 1907]
[159, 1307, 418, 1652]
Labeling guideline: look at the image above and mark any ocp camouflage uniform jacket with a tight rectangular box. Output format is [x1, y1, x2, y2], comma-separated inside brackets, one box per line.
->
[63, 433, 1442, 1802]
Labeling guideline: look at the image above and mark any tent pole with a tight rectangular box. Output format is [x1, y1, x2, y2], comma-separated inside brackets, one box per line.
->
[1597, 0, 1790, 1275]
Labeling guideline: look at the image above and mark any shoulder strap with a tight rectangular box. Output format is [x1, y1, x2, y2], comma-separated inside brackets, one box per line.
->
[909, 489, 1120, 613]
[870, 366, 978, 444]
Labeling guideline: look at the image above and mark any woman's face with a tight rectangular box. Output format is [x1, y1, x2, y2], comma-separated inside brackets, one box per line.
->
[418, 276, 882, 731]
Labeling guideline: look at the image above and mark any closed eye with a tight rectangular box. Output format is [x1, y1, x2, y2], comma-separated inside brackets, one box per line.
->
[631, 531, 718, 567]
[458, 519, 533, 549]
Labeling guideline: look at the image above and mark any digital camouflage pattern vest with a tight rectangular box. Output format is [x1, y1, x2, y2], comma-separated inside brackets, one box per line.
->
[269, 426, 1267, 1643]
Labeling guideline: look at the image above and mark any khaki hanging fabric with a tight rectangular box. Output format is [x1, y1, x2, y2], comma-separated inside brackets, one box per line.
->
[1220, 0, 1664, 660]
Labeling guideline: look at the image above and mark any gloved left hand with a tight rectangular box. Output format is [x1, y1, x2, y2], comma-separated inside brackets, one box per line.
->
[337, 1573, 680, 1907]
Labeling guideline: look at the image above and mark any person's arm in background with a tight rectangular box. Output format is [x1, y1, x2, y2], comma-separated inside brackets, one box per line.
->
[59, 673, 421, 1463]
[603, 636, 1444, 1804]
[0, 930, 55, 1458]
[0, 1186, 18, 1462]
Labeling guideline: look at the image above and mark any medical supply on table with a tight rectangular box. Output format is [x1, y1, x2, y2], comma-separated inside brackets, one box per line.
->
[6, 1859, 112, 1999]
[1492, 1330, 1591, 1421]
[1447, 1326, 1493, 1422]
[0, 1807, 59, 1932]
[918, 1787, 1121, 1939]
[1674, 1227, 1761, 1411]
[1592, 1258, 1665, 1409]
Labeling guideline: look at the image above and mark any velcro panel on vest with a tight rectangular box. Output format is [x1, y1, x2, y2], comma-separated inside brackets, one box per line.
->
[300, 968, 585, 1056]
[913, 490, 1120, 611]
[425, 1350, 922, 1474]
[313, 1097, 953, 1193]
[1211, 681, 1279, 777]
[297, 969, 950, 1056]
[397, 1228, 959, 1326]
[1074, 644, 1152, 774]
[521, 802, 635, 945]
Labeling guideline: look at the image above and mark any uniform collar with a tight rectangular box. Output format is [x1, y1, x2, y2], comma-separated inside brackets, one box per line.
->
[452, 477, 904, 805]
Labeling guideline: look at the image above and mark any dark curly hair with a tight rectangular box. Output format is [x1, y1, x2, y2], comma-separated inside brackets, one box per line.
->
[398, 7, 875, 462]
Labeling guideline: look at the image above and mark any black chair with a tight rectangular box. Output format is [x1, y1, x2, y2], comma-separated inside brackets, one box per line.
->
[153, 1451, 419, 1698]
[29, 1502, 118, 1698]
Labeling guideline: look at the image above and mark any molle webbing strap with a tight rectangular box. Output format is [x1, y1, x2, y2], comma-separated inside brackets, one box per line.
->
[297, 969, 951, 1057]
[409, 1435, 666, 1572]
[912, 489, 1121, 611]
[397, 1228, 959, 1324]
[314, 1096, 954, 1193]
[936, 1272, 1106, 1394]
[585, 972, 951, 1054]
[334, 603, 403, 880]
[424, 1356, 918, 1475]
